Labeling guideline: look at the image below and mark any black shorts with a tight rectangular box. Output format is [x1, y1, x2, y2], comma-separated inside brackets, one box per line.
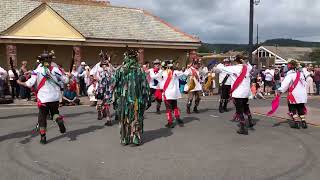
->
[265, 81, 273, 87]
[288, 103, 306, 116]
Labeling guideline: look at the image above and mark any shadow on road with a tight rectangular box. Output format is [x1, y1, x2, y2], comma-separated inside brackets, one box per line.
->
[0, 111, 96, 120]
[0, 129, 36, 143]
[46, 125, 105, 144]
[143, 128, 173, 144]
[183, 116, 200, 124]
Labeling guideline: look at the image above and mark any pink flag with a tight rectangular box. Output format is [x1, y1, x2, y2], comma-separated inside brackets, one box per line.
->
[267, 95, 280, 116]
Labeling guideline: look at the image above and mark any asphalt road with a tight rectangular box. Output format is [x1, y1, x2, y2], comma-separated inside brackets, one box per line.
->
[0, 97, 320, 180]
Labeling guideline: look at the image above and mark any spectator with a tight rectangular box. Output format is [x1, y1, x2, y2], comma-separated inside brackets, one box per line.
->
[314, 65, 320, 95]
[179, 67, 188, 93]
[87, 75, 98, 106]
[19, 61, 30, 99]
[71, 64, 80, 96]
[264, 66, 274, 95]
[274, 68, 281, 90]
[62, 83, 80, 106]
[0, 66, 8, 98]
[82, 65, 91, 90]
[8, 66, 20, 99]
[78, 62, 87, 96]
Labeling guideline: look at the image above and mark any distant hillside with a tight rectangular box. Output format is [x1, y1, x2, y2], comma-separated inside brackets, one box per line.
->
[263, 39, 320, 47]
[199, 39, 320, 53]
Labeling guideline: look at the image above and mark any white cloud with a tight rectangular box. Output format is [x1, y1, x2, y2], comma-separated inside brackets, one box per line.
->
[111, 0, 320, 43]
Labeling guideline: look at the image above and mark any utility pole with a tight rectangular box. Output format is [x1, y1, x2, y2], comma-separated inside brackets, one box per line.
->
[256, 24, 259, 45]
[248, 0, 260, 63]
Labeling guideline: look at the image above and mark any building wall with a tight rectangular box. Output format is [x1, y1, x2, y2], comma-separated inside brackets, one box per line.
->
[16, 44, 73, 70]
[0, 44, 6, 68]
[5, 44, 190, 70]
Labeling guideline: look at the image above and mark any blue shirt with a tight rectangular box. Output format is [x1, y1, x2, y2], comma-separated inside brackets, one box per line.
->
[64, 90, 76, 100]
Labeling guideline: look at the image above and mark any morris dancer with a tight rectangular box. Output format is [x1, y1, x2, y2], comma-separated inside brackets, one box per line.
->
[217, 59, 232, 113]
[273, 60, 308, 129]
[184, 59, 202, 114]
[112, 50, 151, 146]
[17, 52, 69, 144]
[161, 60, 184, 128]
[216, 55, 254, 135]
[95, 52, 114, 126]
[148, 59, 163, 114]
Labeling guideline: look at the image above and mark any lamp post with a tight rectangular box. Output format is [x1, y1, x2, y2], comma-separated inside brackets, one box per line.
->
[248, 0, 260, 63]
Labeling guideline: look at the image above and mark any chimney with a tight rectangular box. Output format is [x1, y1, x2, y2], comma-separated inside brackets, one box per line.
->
[35, 0, 110, 6]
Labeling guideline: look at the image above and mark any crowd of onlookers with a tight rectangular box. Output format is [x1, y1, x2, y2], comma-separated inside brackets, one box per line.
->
[249, 64, 320, 99]
[0, 60, 96, 106]
[1, 59, 320, 105]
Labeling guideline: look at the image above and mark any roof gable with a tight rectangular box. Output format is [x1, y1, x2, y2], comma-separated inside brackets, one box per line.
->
[3, 4, 85, 41]
[0, 0, 200, 45]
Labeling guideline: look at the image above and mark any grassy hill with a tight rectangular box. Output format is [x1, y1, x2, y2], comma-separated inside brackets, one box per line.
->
[199, 38, 320, 53]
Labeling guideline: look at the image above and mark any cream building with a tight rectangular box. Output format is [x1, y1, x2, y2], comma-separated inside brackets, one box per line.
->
[0, 0, 201, 69]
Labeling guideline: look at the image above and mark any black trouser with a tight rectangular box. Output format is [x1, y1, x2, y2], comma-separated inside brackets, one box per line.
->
[20, 85, 31, 99]
[0, 79, 4, 98]
[234, 98, 251, 123]
[220, 85, 231, 99]
[288, 103, 306, 116]
[79, 78, 87, 96]
[38, 101, 60, 131]
[10, 80, 19, 99]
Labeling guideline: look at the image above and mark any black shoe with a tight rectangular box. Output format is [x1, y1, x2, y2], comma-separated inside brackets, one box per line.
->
[223, 107, 229, 112]
[104, 121, 112, 126]
[301, 121, 308, 129]
[237, 123, 248, 135]
[56, 119, 66, 134]
[193, 107, 200, 113]
[165, 122, 175, 128]
[290, 121, 300, 129]
[156, 108, 161, 114]
[176, 118, 184, 127]
[97, 111, 103, 120]
[40, 135, 47, 144]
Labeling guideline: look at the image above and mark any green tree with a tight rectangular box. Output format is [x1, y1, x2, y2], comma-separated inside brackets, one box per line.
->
[309, 48, 320, 64]
[197, 44, 211, 53]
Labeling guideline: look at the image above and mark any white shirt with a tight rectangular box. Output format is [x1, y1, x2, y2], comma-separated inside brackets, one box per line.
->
[302, 68, 312, 81]
[8, 69, 20, 80]
[26, 65, 69, 103]
[149, 68, 162, 89]
[264, 69, 274, 81]
[216, 64, 232, 85]
[184, 67, 202, 92]
[278, 70, 307, 104]
[162, 70, 183, 100]
[0, 67, 8, 80]
[90, 62, 103, 78]
[216, 63, 252, 98]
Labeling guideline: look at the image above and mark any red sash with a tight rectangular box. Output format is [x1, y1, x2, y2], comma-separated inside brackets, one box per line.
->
[230, 65, 247, 94]
[163, 70, 173, 100]
[287, 71, 300, 104]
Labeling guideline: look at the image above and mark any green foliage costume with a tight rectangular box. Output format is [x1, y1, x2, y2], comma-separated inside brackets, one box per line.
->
[112, 51, 151, 145]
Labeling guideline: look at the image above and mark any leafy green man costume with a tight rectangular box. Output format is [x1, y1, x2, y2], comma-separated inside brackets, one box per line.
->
[112, 50, 151, 145]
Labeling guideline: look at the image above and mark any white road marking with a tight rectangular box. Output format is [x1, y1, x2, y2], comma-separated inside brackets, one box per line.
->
[210, 115, 219, 118]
